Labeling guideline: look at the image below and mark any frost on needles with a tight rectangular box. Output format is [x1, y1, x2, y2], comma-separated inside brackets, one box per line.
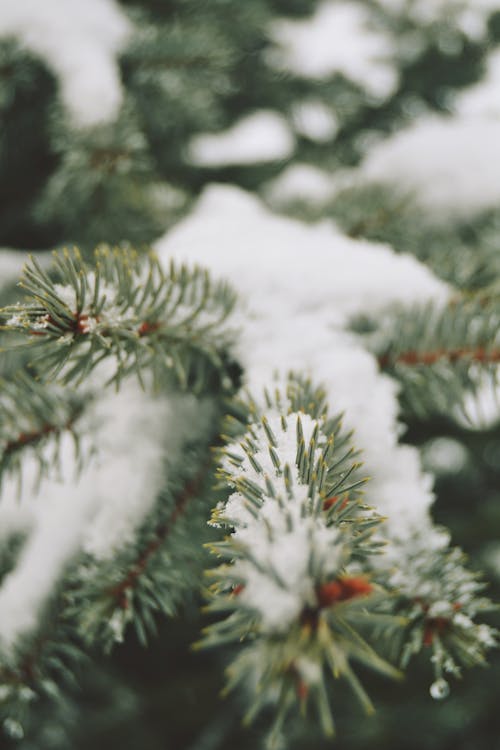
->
[2, 246, 238, 393]
[201, 376, 497, 745]
[201, 376, 398, 740]
[0, 228, 497, 745]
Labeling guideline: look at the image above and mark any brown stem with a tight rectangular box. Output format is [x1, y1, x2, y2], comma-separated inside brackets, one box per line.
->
[379, 347, 500, 370]
[34, 311, 162, 339]
[110, 457, 213, 609]
[0, 631, 55, 688]
[3, 407, 84, 460]
[0, 456, 215, 687]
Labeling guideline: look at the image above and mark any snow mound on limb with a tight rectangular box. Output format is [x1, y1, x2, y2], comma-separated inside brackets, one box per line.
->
[352, 116, 500, 222]
[188, 111, 295, 167]
[0, 0, 133, 127]
[156, 185, 449, 540]
[267, 1, 398, 100]
[0, 379, 215, 652]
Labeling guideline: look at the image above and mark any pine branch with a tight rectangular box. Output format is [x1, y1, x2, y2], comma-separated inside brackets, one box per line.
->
[0, 425, 222, 730]
[379, 347, 500, 368]
[0, 609, 88, 741]
[34, 111, 186, 249]
[377, 536, 498, 699]
[199, 376, 399, 744]
[106, 455, 215, 644]
[374, 301, 500, 420]
[65, 430, 222, 653]
[1, 247, 238, 394]
[0, 372, 88, 492]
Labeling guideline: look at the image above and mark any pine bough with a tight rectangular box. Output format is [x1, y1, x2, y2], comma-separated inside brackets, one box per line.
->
[0, 248, 497, 747]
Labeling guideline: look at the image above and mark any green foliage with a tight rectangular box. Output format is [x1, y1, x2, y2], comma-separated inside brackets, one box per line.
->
[67, 436, 220, 654]
[1, 0, 500, 747]
[365, 300, 500, 421]
[380, 540, 498, 699]
[201, 377, 399, 744]
[35, 111, 187, 250]
[1, 247, 238, 393]
[0, 612, 88, 743]
[0, 373, 87, 492]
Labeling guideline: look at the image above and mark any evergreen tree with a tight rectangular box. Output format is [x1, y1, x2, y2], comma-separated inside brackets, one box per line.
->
[0, 1, 499, 749]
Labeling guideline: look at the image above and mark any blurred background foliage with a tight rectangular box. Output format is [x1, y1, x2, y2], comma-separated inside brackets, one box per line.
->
[1, 0, 499, 748]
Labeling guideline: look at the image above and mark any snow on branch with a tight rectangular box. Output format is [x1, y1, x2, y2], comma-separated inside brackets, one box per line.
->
[0, 186, 496, 738]
[202, 376, 497, 741]
[0, 374, 87, 492]
[384, 534, 497, 699]
[188, 110, 295, 167]
[0, 363, 220, 736]
[156, 185, 449, 540]
[201, 376, 398, 742]
[373, 299, 500, 420]
[267, 1, 399, 100]
[0, 0, 133, 127]
[353, 117, 500, 222]
[0, 243, 236, 706]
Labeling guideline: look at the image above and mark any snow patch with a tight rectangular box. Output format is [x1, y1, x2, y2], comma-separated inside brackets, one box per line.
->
[0, 0, 133, 127]
[188, 111, 295, 167]
[291, 100, 339, 143]
[0, 378, 215, 651]
[456, 49, 500, 118]
[356, 116, 500, 221]
[157, 185, 449, 542]
[267, 1, 398, 99]
[264, 163, 338, 205]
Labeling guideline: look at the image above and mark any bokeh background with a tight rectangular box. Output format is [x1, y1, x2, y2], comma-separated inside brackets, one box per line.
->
[1, 1, 500, 748]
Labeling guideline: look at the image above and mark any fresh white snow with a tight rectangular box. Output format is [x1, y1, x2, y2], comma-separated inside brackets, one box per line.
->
[267, 2, 399, 99]
[264, 163, 338, 206]
[377, 0, 500, 39]
[0, 0, 133, 127]
[0, 375, 215, 652]
[157, 185, 449, 547]
[354, 116, 500, 221]
[291, 99, 339, 143]
[188, 111, 295, 167]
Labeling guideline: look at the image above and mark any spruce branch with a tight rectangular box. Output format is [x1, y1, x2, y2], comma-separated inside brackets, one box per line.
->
[0, 418, 223, 729]
[200, 376, 400, 743]
[0, 373, 87, 492]
[65, 429, 223, 653]
[379, 537, 498, 699]
[0, 607, 88, 741]
[329, 185, 500, 295]
[1, 247, 238, 394]
[374, 301, 500, 420]
[34, 111, 186, 249]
